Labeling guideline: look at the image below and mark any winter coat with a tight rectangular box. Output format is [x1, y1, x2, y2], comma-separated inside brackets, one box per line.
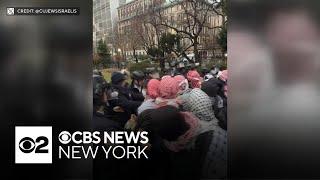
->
[107, 84, 142, 126]
[130, 84, 145, 102]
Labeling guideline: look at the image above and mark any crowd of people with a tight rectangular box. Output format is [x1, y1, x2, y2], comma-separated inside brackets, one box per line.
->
[93, 65, 228, 180]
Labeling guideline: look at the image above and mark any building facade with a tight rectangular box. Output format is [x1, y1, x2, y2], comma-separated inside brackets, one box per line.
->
[93, 0, 126, 50]
[117, 0, 225, 60]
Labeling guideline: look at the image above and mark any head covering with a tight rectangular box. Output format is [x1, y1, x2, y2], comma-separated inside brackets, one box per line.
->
[111, 71, 126, 85]
[201, 78, 223, 97]
[187, 70, 201, 88]
[219, 70, 228, 82]
[136, 106, 190, 141]
[147, 79, 160, 99]
[174, 75, 189, 93]
[161, 75, 171, 80]
[174, 75, 185, 83]
[218, 70, 228, 97]
[159, 77, 179, 99]
[217, 71, 223, 79]
[180, 88, 218, 124]
[164, 112, 199, 152]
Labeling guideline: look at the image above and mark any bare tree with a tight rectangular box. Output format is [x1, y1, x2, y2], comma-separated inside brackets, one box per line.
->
[116, 0, 226, 68]
[128, 16, 146, 63]
[154, 0, 224, 64]
[111, 22, 126, 61]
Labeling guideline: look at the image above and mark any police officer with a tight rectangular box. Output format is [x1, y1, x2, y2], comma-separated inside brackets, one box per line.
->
[130, 71, 145, 101]
[107, 71, 142, 126]
[93, 74, 121, 131]
[93, 74, 129, 180]
[210, 65, 220, 78]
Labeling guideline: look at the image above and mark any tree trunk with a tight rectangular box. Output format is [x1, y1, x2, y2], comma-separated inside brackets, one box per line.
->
[159, 51, 166, 72]
[194, 40, 201, 65]
[121, 50, 125, 62]
[159, 57, 165, 72]
[133, 48, 138, 63]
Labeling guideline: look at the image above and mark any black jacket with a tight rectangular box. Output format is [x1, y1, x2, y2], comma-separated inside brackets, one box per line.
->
[93, 111, 122, 132]
[107, 84, 143, 126]
[130, 84, 145, 102]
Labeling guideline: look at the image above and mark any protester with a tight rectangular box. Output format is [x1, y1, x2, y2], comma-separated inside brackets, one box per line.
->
[179, 88, 218, 123]
[93, 64, 227, 180]
[174, 75, 191, 95]
[137, 79, 160, 114]
[136, 105, 227, 179]
[218, 70, 228, 98]
[156, 76, 180, 107]
[187, 69, 202, 88]
[201, 78, 228, 130]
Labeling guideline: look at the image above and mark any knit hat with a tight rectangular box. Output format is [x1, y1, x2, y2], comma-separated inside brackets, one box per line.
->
[187, 70, 201, 88]
[147, 79, 160, 99]
[159, 77, 179, 99]
[180, 88, 218, 124]
[111, 71, 126, 85]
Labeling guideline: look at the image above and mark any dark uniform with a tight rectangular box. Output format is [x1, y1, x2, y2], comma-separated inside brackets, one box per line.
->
[130, 71, 145, 102]
[107, 72, 143, 126]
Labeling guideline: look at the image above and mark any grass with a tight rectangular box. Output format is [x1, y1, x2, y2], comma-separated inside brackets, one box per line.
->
[101, 68, 131, 83]
[101, 69, 113, 81]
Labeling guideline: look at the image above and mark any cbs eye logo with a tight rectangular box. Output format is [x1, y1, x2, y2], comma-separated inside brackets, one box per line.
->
[58, 131, 71, 144]
[19, 136, 49, 153]
[15, 126, 52, 164]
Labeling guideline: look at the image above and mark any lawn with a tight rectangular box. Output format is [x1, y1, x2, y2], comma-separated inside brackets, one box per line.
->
[101, 69, 113, 81]
[101, 68, 131, 83]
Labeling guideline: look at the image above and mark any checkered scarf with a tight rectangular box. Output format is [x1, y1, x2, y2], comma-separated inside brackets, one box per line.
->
[174, 75, 189, 94]
[159, 77, 179, 99]
[164, 112, 200, 152]
[147, 79, 160, 99]
[180, 88, 218, 124]
[187, 70, 201, 88]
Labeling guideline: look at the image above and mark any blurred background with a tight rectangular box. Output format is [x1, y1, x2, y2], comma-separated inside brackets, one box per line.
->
[0, 0, 92, 179]
[229, 0, 320, 178]
[2, 0, 320, 179]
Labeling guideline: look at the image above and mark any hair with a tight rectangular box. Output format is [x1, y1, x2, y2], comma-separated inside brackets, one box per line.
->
[136, 106, 190, 141]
